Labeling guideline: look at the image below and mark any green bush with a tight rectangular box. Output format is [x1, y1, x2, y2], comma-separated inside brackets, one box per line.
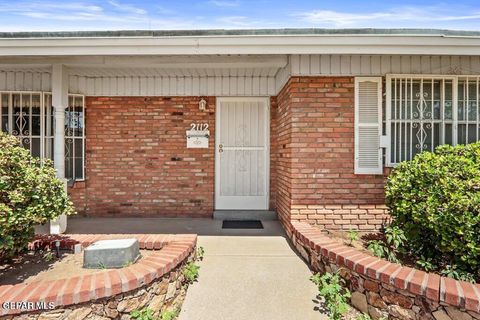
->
[386, 142, 480, 278]
[0, 132, 75, 259]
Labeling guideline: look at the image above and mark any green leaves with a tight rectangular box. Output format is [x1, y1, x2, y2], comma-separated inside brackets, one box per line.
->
[347, 229, 359, 246]
[385, 142, 480, 279]
[130, 308, 155, 320]
[182, 262, 200, 285]
[0, 132, 75, 260]
[310, 271, 351, 320]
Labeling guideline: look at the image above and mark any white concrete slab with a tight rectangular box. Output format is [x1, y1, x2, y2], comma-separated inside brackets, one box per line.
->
[84, 238, 140, 268]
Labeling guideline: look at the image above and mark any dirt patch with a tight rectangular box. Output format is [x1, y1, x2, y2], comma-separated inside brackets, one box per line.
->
[321, 229, 379, 255]
[0, 250, 152, 285]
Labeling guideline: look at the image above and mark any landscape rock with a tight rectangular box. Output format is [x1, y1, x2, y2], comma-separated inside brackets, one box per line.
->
[364, 279, 379, 293]
[367, 292, 387, 309]
[368, 305, 388, 320]
[381, 288, 413, 309]
[66, 307, 92, 320]
[165, 282, 177, 301]
[351, 292, 368, 314]
[433, 309, 453, 320]
[388, 304, 415, 320]
[117, 297, 141, 313]
[445, 306, 473, 320]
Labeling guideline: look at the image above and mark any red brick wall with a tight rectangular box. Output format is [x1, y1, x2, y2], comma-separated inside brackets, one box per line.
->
[275, 77, 389, 230]
[69, 96, 279, 217]
[273, 87, 294, 225]
[69, 96, 216, 217]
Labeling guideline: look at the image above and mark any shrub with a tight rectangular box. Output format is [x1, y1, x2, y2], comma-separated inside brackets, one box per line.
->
[0, 132, 75, 259]
[386, 142, 480, 277]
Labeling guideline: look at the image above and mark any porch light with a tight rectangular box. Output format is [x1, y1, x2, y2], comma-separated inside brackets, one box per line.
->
[199, 98, 207, 111]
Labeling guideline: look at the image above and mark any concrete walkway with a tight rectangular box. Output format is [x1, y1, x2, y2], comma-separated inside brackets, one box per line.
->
[179, 233, 327, 320]
[38, 218, 326, 320]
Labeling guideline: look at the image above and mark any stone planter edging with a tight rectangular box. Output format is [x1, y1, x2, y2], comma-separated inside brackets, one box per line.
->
[0, 234, 196, 317]
[291, 221, 480, 319]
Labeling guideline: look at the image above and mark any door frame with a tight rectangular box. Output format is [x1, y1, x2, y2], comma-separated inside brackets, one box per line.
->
[214, 96, 270, 210]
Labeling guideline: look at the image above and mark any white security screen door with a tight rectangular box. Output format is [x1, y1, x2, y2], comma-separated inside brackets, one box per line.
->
[215, 97, 270, 210]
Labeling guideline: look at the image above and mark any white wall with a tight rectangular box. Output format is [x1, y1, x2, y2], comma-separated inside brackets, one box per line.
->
[68, 75, 276, 96]
[0, 69, 51, 91]
[290, 55, 480, 76]
[2, 55, 480, 96]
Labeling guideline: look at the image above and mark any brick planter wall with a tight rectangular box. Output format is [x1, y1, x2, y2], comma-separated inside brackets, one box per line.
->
[290, 221, 480, 320]
[0, 234, 196, 318]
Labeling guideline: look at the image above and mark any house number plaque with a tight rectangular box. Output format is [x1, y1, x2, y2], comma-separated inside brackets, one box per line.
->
[186, 123, 209, 148]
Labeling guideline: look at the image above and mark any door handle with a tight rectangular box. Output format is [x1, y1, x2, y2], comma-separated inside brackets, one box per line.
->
[219, 144, 224, 153]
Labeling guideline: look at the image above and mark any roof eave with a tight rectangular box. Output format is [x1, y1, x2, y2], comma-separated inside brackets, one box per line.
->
[0, 34, 480, 56]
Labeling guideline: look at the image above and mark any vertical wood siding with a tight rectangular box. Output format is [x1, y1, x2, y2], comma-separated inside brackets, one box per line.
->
[290, 55, 480, 76]
[68, 75, 276, 96]
[0, 70, 51, 91]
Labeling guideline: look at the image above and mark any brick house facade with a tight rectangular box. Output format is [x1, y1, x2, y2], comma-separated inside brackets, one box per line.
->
[1, 29, 479, 233]
[66, 76, 389, 231]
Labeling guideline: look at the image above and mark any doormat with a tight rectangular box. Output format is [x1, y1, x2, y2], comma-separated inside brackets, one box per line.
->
[222, 220, 264, 229]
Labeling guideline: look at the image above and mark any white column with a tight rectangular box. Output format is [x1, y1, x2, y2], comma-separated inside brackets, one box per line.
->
[50, 64, 68, 234]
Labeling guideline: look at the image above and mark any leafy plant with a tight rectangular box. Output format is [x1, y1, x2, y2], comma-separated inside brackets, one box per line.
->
[367, 240, 387, 259]
[386, 142, 480, 278]
[416, 256, 437, 273]
[159, 309, 180, 320]
[441, 265, 476, 283]
[384, 225, 406, 250]
[196, 246, 205, 261]
[130, 308, 155, 320]
[183, 262, 200, 285]
[43, 251, 55, 262]
[367, 240, 398, 263]
[347, 229, 359, 246]
[310, 272, 351, 320]
[0, 132, 75, 260]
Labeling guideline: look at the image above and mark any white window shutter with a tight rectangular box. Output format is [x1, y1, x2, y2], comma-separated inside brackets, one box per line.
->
[354, 77, 383, 174]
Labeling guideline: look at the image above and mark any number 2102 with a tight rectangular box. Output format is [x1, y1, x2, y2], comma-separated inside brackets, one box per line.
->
[190, 123, 209, 131]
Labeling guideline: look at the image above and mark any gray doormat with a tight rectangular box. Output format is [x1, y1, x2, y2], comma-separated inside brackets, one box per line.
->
[222, 220, 264, 229]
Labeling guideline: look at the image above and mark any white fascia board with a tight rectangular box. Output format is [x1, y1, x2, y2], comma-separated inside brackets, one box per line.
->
[0, 35, 480, 56]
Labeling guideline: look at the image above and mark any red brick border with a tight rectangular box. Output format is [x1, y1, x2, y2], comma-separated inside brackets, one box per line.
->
[291, 221, 480, 314]
[0, 234, 196, 317]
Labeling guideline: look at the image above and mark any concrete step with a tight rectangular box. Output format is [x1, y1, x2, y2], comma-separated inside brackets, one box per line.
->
[213, 210, 277, 221]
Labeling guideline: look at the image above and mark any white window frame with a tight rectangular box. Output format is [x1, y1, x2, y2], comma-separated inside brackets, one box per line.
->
[386, 74, 480, 166]
[0, 91, 85, 181]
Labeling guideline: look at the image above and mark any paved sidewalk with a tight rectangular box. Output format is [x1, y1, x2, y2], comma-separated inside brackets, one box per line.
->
[179, 233, 327, 320]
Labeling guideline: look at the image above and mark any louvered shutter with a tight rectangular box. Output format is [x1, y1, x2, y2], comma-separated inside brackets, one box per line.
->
[354, 77, 383, 174]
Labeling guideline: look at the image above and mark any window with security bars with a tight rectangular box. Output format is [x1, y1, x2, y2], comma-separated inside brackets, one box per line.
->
[0, 91, 85, 181]
[65, 94, 85, 180]
[386, 76, 480, 165]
